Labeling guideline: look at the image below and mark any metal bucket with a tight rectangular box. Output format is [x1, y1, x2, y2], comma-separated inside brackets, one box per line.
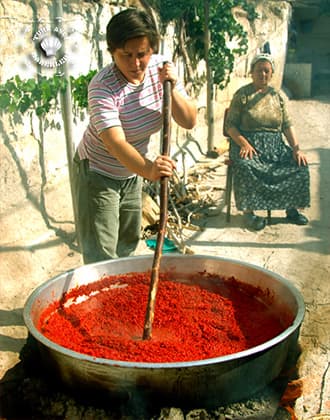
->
[23, 254, 305, 408]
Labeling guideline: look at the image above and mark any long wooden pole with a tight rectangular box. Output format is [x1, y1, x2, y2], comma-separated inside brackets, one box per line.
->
[143, 79, 172, 340]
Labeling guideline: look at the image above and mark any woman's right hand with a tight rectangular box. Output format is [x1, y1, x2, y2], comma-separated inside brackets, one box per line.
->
[239, 142, 257, 160]
[226, 127, 257, 160]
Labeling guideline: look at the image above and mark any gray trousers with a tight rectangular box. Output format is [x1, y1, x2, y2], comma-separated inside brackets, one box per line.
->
[73, 153, 142, 264]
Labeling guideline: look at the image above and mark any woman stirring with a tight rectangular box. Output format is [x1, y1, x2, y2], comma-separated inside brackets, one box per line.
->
[73, 8, 197, 263]
[225, 53, 310, 231]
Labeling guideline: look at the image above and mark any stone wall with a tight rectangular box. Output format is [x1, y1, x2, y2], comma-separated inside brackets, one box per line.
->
[0, 0, 292, 215]
[285, 1, 330, 96]
[0, 0, 123, 214]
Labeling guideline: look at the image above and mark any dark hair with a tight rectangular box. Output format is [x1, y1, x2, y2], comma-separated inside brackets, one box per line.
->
[106, 8, 159, 54]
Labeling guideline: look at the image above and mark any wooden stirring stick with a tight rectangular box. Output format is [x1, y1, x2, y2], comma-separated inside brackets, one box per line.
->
[143, 79, 172, 340]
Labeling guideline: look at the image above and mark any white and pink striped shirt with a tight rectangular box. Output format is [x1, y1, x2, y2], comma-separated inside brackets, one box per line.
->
[77, 54, 188, 179]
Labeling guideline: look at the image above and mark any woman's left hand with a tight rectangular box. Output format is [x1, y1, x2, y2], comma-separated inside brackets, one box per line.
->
[293, 150, 308, 166]
[158, 61, 177, 87]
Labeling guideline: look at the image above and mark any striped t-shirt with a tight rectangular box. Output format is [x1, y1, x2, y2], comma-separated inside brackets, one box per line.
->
[77, 54, 188, 179]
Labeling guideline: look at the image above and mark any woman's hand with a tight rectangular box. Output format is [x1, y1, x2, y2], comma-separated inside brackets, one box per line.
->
[226, 127, 257, 160]
[283, 127, 308, 166]
[239, 143, 257, 160]
[149, 155, 176, 181]
[293, 149, 308, 166]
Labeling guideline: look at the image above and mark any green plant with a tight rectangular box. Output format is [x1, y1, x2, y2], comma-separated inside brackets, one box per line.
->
[70, 70, 97, 110]
[0, 74, 67, 117]
[0, 70, 97, 124]
[149, 0, 258, 89]
[146, 0, 258, 152]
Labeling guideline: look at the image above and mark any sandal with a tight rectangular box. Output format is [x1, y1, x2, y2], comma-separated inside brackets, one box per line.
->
[243, 213, 266, 231]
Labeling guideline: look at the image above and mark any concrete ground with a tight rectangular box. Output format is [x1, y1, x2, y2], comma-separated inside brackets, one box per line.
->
[0, 96, 329, 419]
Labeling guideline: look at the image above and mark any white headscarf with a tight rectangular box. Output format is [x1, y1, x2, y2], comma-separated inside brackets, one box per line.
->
[250, 53, 275, 72]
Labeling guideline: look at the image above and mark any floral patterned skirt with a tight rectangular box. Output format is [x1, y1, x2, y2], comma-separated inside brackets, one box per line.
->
[229, 131, 310, 211]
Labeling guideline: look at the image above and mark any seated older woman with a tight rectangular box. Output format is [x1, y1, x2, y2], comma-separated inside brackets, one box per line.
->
[225, 53, 310, 231]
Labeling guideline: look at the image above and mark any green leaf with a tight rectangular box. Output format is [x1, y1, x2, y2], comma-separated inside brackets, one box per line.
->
[36, 105, 45, 116]
[18, 95, 32, 113]
[21, 79, 37, 92]
[0, 93, 11, 109]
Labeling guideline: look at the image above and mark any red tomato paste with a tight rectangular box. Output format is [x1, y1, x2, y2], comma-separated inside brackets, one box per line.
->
[38, 272, 289, 363]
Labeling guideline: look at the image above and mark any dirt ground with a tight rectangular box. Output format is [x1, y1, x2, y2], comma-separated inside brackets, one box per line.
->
[0, 96, 329, 419]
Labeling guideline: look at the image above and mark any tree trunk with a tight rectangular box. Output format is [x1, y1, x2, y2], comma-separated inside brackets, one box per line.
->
[204, 0, 215, 156]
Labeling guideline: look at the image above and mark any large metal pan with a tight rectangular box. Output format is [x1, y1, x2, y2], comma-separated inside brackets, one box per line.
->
[23, 254, 305, 408]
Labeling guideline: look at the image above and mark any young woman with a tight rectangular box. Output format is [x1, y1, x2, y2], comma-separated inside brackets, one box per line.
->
[73, 8, 197, 263]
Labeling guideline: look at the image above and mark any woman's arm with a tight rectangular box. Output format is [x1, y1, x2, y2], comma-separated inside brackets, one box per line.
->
[171, 88, 197, 129]
[283, 126, 308, 166]
[99, 126, 176, 181]
[225, 89, 257, 160]
[159, 62, 197, 129]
